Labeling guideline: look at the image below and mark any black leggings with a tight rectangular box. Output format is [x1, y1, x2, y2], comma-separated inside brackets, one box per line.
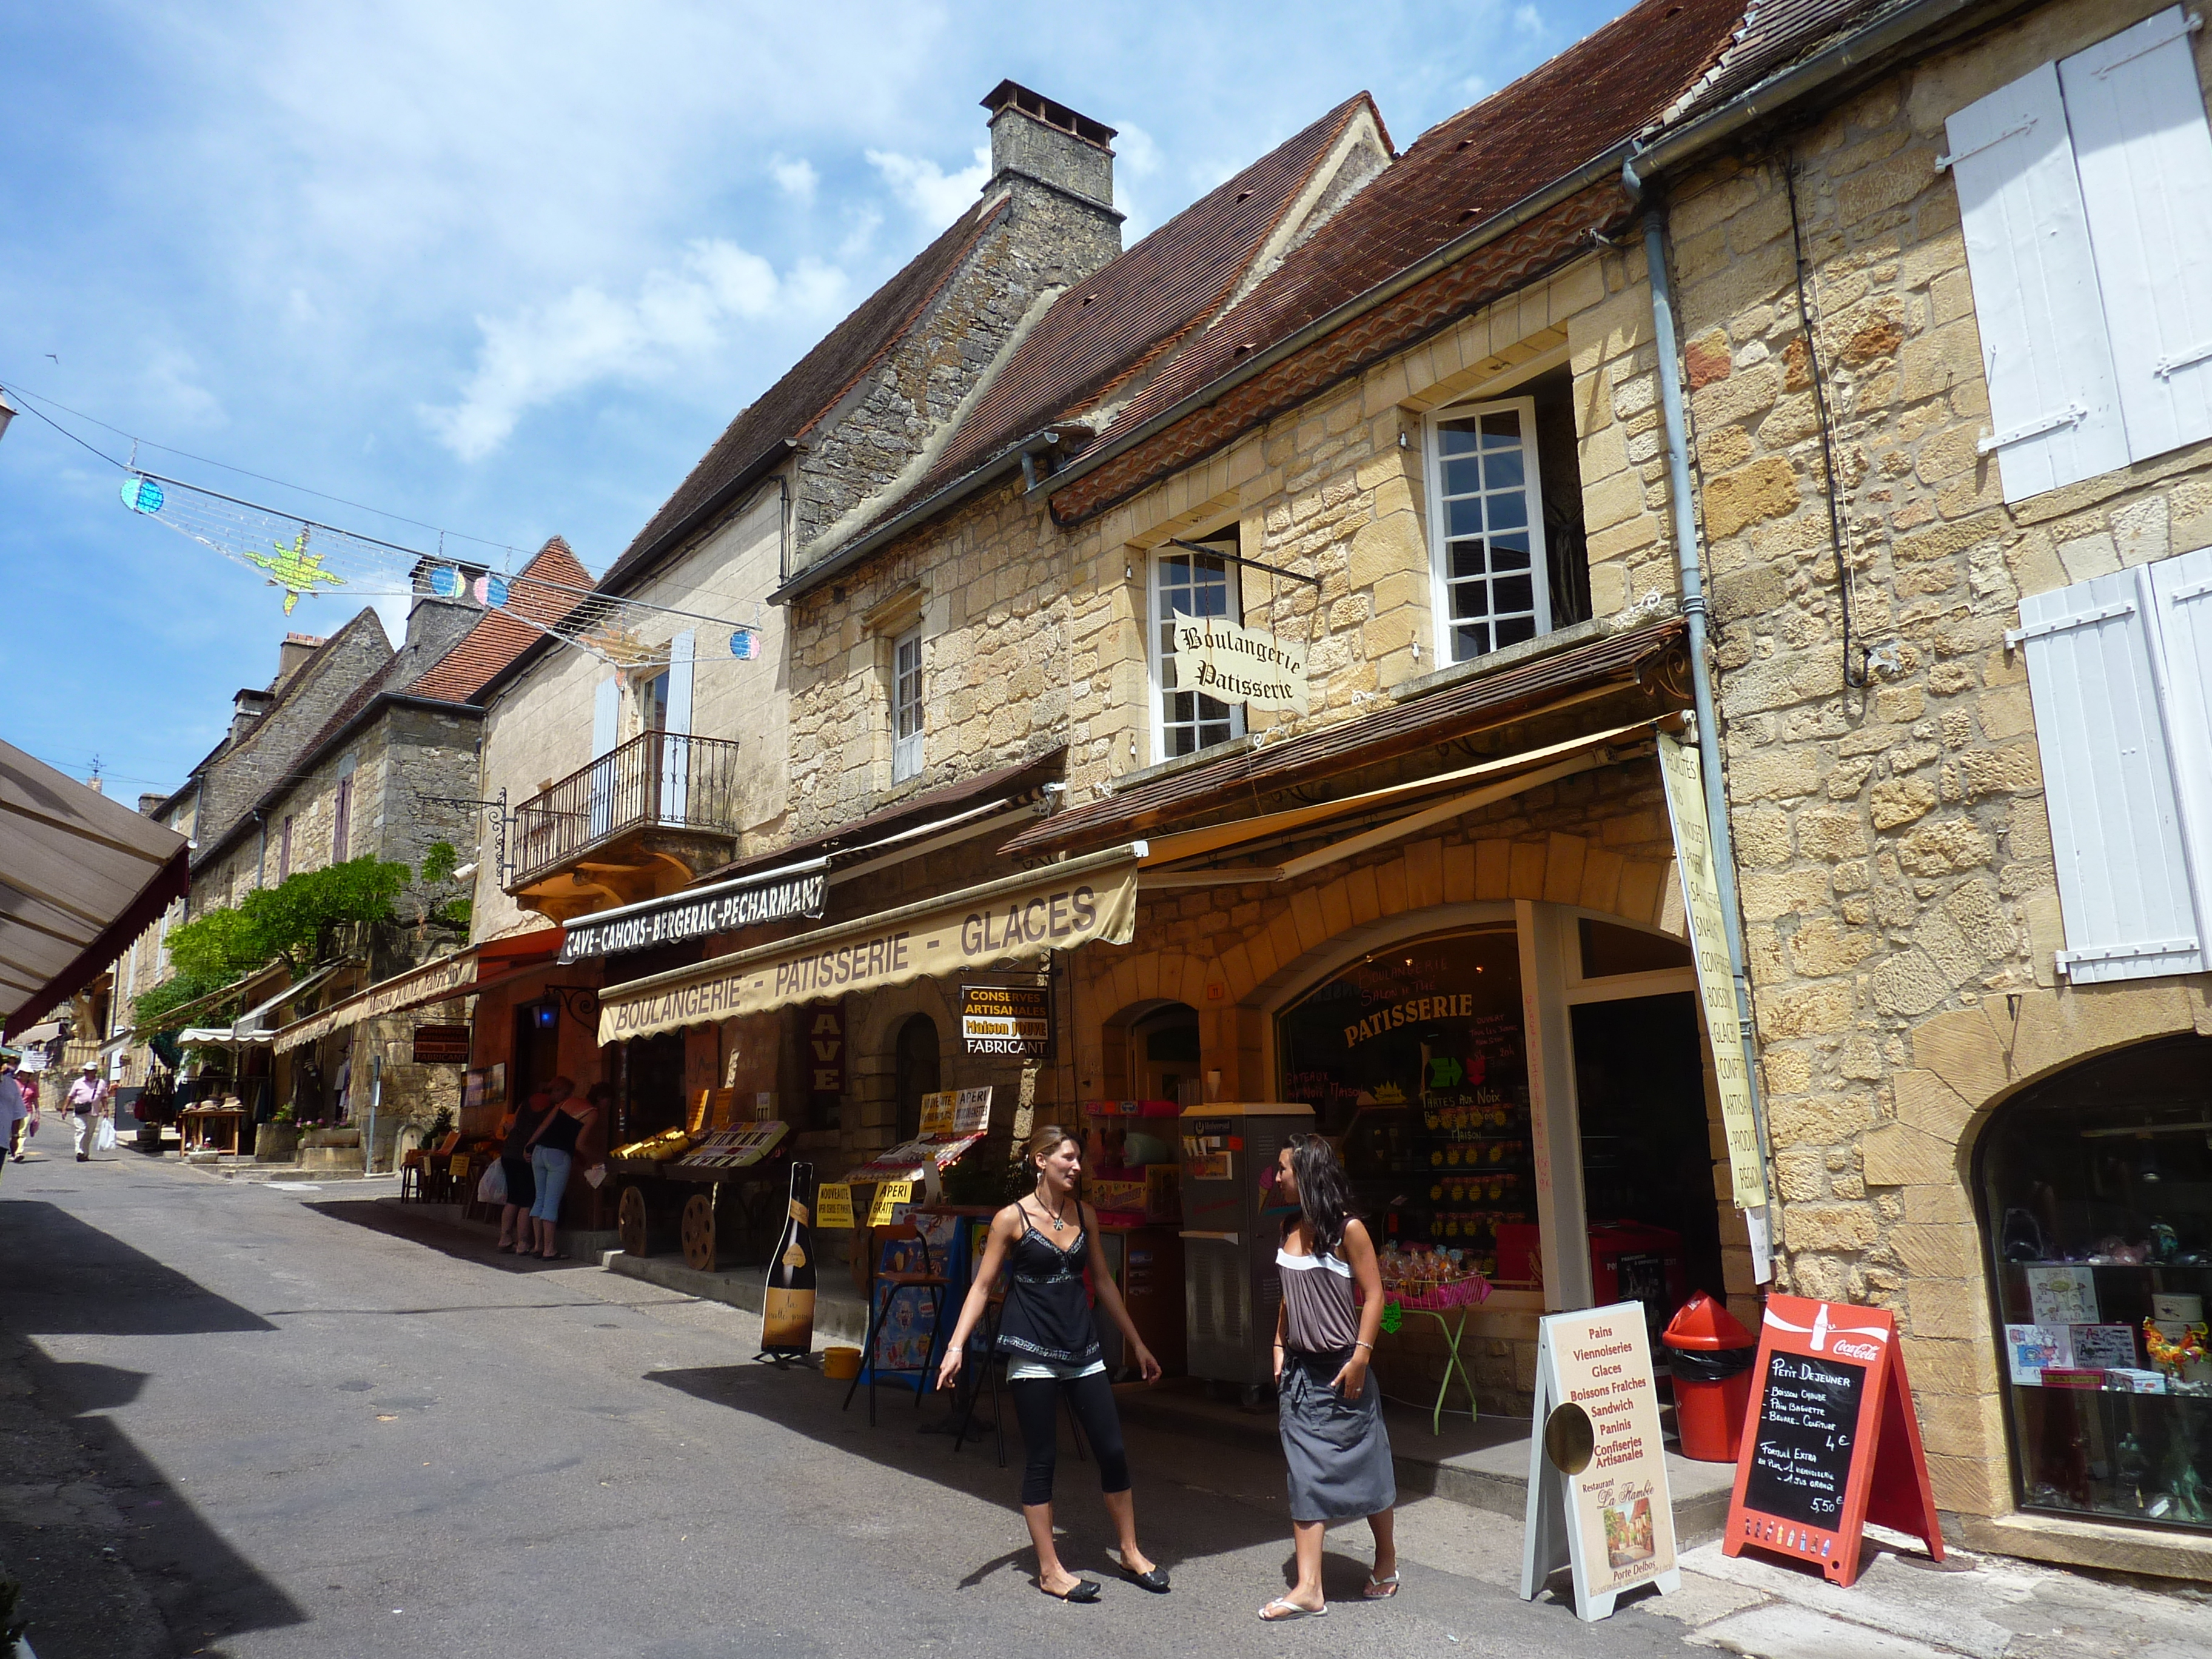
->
[1010, 1372, 1130, 1506]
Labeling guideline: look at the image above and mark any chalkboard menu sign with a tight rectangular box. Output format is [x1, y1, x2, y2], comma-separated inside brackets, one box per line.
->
[1722, 1295, 1942, 1589]
[1741, 1350, 1864, 1527]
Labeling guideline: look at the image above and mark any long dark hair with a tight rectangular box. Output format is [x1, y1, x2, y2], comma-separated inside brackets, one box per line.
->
[1287, 1133, 1355, 1257]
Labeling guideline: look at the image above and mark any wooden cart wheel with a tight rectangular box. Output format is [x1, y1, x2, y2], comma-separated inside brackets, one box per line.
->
[681, 1191, 717, 1272]
[618, 1184, 652, 1257]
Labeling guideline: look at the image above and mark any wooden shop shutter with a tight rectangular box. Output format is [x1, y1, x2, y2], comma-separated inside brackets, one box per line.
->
[2014, 565, 2205, 982]
[2147, 546, 2212, 954]
[1945, 61, 2129, 502]
[2060, 7, 2212, 463]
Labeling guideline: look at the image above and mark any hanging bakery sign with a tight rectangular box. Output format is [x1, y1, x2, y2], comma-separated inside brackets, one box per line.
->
[561, 863, 827, 961]
[1171, 617, 1309, 714]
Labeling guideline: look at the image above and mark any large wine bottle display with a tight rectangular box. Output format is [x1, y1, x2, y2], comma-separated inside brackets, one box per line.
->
[762, 1160, 817, 1356]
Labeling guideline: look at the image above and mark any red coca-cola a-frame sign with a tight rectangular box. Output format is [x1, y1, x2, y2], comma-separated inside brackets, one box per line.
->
[1722, 1295, 1943, 1588]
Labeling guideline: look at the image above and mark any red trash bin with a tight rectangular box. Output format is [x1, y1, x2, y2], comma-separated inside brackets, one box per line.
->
[1660, 1292, 1757, 1462]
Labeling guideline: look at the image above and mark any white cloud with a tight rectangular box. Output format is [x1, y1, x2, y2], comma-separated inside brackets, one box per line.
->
[866, 142, 990, 224]
[418, 239, 849, 461]
[771, 155, 819, 201]
[1513, 3, 1544, 33]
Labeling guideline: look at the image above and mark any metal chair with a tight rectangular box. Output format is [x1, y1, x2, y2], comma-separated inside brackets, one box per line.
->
[843, 1219, 949, 1427]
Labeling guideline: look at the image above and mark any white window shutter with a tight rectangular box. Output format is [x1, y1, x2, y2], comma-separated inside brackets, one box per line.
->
[2147, 545, 2212, 937]
[589, 675, 620, 839]
[2060, 8, 2212, 463]
[591, 677, 620, 759]
[1946, 62, 2130, 501]
[2016, 568, 2204, 981]
[661, 632, 695, 822]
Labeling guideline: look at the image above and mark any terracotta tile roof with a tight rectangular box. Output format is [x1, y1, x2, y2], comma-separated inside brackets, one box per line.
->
[1074, 0, 1748, 463]
[408, 538, 593, 703]
[600, 197, 1013, 594]
[912, 95, 1385, 495]
[1662, 0, 1900, 122]
[1002, 620, 1691, 856]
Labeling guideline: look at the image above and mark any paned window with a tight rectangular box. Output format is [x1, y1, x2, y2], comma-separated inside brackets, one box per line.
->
[1426, 395, 1550, 663]
[1946, 7, 2212, 501]
[1152, 547, 1245, 759]
[278, 815, 293, 882]
[891, 625, 923, 782]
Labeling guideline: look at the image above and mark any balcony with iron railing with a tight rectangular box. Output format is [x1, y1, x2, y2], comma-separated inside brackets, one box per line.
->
[507, 731, 746, 911]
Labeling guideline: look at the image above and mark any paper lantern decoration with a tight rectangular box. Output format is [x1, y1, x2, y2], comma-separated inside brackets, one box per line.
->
[729, 627, 760, 660]
[429, 565, 464, 598]
[120, 477, 166, 514]
[475, 574, 509, 608]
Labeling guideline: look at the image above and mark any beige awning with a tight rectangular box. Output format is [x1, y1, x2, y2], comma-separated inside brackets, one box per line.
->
[180, 958, 357, 1047]
[596, 842, 1144, 1044]
[1, 741, 190, 1041]
[131, 959, 291, 1039]
[273, 949, 478, 1054]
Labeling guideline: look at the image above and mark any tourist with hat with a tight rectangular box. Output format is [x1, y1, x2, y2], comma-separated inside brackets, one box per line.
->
[65, 1061, 110, 1162]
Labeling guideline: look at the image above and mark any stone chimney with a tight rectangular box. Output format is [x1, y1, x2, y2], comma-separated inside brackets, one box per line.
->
[981, 81, 1116, 213]
[138, 792, 165, 816]
[275, 632, 324, 689]
[230, 687, 273, 745]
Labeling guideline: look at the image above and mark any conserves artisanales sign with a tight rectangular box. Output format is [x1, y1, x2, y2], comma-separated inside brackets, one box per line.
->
[961, 983, 1053, 1058]
[1171, 616, 1309, 714]
[594, 845, 1142, 1044]
[561, 865, 826, 961]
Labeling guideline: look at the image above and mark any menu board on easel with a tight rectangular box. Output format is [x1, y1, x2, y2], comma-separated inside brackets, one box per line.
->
[1722, 1294, 1943, 1588]
[1520, 1302, 1679, 1621]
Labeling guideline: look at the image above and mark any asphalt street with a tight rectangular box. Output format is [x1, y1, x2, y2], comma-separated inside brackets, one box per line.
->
[4, 1150, 2207, 1659]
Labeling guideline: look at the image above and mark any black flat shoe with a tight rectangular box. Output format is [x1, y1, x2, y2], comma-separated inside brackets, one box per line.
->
[1041, 1579, 1101, 1603]
[1119, 1563, 1171, 1593]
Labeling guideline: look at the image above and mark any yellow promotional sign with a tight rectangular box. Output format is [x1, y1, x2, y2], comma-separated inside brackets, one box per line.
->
[595, 844, 1143, 1045]
[866, 1180, 916, 1227]
[814, 1182, 855, 1230]
[1655, 730, 1769, 1209]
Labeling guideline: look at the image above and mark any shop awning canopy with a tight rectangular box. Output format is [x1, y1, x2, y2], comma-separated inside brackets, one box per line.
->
[595, 842, 1144, 1044]
[131, 959, 292, 1039]
[1, 740, 190, 1041]
[179, 957, 356, 1047]
[271, 927, 565, 1053]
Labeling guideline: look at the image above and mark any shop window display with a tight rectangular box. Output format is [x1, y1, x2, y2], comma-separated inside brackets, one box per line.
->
[1982, 1035, 2212, 1532]
[1278, 928, 1532, 1282]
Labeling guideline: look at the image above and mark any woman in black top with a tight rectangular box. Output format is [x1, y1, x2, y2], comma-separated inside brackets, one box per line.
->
[522, 1078, 598, 1260]
[937, 1125, 1167, 1603]
[495, 1082, 561, 1253]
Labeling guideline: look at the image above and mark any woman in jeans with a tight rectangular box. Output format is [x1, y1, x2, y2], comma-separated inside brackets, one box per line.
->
[1261, 1134, 1398, 1620]
[937, 1125, 1168, 1603]
[494, 1081, 561, 1253]
[523, 1079, 598, 1261]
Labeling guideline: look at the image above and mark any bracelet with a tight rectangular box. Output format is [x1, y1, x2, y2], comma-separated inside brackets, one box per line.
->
[1353, 1341, 1373, 1352]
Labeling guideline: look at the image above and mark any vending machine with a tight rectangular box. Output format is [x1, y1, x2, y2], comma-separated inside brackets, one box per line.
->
[1178, 1101, 1314, 1400]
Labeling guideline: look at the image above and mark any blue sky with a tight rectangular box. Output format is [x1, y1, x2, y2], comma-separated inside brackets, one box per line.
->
[1, 0, 1633, 803]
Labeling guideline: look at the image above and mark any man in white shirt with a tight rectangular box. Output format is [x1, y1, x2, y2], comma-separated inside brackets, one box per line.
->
[66, 1061, 108, 1162]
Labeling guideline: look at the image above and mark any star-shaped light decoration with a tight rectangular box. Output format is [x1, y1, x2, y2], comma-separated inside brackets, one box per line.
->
[243, 529, 346, 615]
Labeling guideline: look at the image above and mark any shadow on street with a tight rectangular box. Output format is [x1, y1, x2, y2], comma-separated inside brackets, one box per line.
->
[0, 1199, 275, 1336]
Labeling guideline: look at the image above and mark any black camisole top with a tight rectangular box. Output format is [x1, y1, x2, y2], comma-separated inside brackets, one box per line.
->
[994, 1215, 1101, 1367]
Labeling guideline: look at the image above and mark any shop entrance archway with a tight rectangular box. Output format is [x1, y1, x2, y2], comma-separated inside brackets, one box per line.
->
[893, 1014, 940, 1145]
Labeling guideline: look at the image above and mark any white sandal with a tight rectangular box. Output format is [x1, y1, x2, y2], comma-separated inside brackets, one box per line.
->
[1259, 1597, 1327, 1621]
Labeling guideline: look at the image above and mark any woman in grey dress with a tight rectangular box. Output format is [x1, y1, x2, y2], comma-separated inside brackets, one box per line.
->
[1261, 1133, 1398, 1620]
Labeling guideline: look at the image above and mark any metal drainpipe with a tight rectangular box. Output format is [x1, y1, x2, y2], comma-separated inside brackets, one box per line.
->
[1632, 164, 1778, 1258]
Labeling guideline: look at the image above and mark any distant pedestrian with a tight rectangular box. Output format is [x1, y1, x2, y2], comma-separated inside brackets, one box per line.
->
[523, 1077, 597, 1260]
[936, 1124, 1167, 1603]
[1259, 1134, 1398, 1621]
[67, 1062, 110, 1162]
[494, 1080, 562, 1254]
[0, 1057, 28, 1179]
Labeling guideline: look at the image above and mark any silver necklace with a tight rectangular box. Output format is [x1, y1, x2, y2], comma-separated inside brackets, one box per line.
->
[1036, 1184, 1070, 1233]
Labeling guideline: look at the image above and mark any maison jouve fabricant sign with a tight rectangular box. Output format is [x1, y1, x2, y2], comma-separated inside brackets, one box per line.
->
[560, 866, 826, 962]
[1172, 616, 1309, 713]
[1655, 730, 1769, 1211]
[595, 845, 1143, 1044]
[961, 982, 1053, 1057]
